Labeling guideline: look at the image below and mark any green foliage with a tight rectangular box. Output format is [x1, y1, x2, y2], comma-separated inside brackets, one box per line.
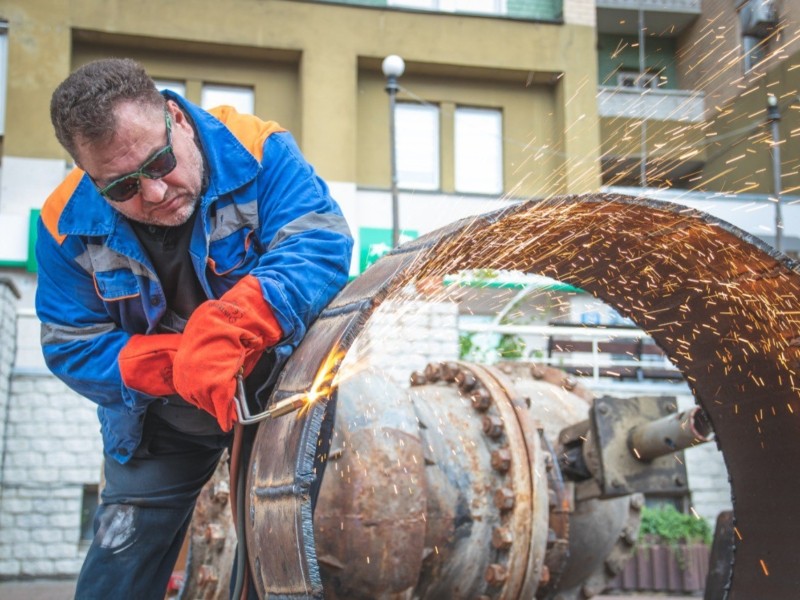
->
[639, 504, 712, 546]
[497, 334, 526, 359]
[459, 333, 476, 360]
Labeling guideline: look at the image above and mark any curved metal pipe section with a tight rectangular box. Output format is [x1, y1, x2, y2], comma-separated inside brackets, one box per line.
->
[246, 193, 800, 598]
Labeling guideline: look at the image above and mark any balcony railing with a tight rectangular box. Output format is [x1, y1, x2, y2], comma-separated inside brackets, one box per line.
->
[311, 0, 563, 21]
[595, 0, 700, 14]
[597, 86, 706, 122]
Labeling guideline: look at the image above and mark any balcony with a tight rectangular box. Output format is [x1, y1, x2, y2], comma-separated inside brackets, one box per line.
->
[597, 85, 705, 123]
[311, 0, 563, 22]
[596, 0, 701, 36]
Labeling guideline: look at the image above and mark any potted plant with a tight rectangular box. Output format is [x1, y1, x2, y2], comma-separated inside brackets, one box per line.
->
[614, 504, 713, 594]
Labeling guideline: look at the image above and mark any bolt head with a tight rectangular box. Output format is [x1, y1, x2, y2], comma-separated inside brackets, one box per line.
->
[494, 487, 515, 511]
[491, 448, 512, 472]
[484, 563, 508, 586]
[492, 526, 514, 549]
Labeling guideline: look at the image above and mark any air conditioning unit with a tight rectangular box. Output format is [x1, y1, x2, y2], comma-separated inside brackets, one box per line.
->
[740, 0, 778, 38]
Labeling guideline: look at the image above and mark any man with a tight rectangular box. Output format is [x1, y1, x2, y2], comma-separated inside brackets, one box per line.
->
[36, 58, 353, 598]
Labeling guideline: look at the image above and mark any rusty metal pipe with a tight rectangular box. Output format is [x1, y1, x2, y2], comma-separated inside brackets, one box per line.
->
[628, 406, 713, 462]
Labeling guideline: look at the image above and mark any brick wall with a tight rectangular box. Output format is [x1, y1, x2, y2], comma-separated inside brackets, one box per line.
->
[349, 299, 461, 387]
[0, 281, 19, 471]
[0, 376, 102, 578]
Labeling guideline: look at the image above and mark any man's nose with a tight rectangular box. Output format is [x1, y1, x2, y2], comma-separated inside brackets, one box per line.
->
[138, 177, 168, 204]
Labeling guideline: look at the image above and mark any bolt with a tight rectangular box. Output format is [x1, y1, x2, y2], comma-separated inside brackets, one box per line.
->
[539, 565, 551, 586]
[409, 371, 427, 386]
[494, 487, 515, 511]
[530, 365, 545, 379]
[484, 563, 508, 586]
[629, 493, 644, 510]
[482, 415, 504, 438]
[441, 362, 459, 382]
[674, 475, 685, 487]
[544, 453, 553, 471]
[424, 363, 441, 383]
[198, 565, 218, 586]
[470, 387, 492, 411]
[562, 376, 577, 391]
[211, 481, 230, 504]
[491, 448, 512, 473]
[666, 403, 678, 413]
[204, 523, 226, 543]
[605, 556, 624, 575]
[492, 526, 514, 550]
[455, 369, 477, 392]
[619, 525, 637, 546]
[611, 478, 623, 488]
[597, 403, 609, 415]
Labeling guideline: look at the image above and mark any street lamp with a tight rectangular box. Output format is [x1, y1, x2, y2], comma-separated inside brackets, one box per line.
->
[766, 94, 782, 252]
[382, 54, 405, 248]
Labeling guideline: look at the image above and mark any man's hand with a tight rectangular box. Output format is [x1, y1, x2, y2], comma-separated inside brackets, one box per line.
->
[172, 275, 282, 431]
[118, 333, 182, 397]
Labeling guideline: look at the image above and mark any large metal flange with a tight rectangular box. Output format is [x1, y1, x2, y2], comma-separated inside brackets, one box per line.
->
[246, 194, 800, 598]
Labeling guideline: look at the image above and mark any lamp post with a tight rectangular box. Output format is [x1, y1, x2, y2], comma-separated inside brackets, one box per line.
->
[382, 54, 405, 248]
[766, 94, 782, 252]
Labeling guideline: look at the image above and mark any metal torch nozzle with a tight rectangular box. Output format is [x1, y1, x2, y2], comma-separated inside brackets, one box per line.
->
[233, 376, 309, 425]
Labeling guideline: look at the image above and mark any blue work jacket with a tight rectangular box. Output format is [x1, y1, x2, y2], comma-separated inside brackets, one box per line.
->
[35, 93, 353, 463]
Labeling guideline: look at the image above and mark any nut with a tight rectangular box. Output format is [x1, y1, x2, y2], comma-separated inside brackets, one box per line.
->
[441, 362, 459, 382]
[494, 487, 515, 511]
[482, 415, 504, 438]
[492, 526, 513, 550]
[409, 371, 427, 386]
[484, 563, 508, 586]
[491, 448, 512, 472]
[424, 363, 441, 383]
[470, 388, 492, 411]
[530, 365, 545, 379]
[211, 481, 230, 504]
[455, 369, 476, 392]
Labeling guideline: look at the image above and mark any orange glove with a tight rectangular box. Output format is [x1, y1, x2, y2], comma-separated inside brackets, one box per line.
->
[118, 333, 182, 397]
[172, 275, 283, 431]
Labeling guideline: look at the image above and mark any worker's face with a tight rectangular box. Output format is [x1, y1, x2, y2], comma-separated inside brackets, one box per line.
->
[76, 100, 204, 227]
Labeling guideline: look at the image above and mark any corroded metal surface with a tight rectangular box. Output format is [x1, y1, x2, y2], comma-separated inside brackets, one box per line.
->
[247, 193, 800, 598]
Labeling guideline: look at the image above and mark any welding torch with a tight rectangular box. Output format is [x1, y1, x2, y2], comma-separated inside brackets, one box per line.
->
[232, 375, 309, 424]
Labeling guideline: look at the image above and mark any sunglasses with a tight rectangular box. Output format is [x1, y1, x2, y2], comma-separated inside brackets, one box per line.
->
[93, 109, 177, 202]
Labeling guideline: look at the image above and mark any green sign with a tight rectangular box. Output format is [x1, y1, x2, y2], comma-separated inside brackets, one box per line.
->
[359, 227, 418, 272]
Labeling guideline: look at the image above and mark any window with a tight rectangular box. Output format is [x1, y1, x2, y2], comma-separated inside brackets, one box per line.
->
[201, 84, 255, 115]
[153, 79, 186, 97]
[617, 70, 659, 89]
[395, 103, 440, 190]
[455, 107, 503, 195]
[0, 22, 8, 136]
[80, 485, 99, 542]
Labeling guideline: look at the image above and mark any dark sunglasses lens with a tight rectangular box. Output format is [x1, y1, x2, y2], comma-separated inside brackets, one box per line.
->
[143, 148, 177, 178]
[105, 177, 140, 202]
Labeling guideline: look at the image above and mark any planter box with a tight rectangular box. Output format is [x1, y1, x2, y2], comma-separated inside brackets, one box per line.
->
[610, 543, 710, 594]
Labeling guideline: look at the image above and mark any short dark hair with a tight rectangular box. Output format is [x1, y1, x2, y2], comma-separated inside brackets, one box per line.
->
[50, 58, 165, 159]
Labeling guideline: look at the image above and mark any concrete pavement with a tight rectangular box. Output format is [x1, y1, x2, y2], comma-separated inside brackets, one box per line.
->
[0, 578, 700, 599]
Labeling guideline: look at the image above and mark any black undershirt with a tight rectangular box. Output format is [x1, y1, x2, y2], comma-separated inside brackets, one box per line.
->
[131, 207, 223, 435]
[131, 208, 208, 322]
